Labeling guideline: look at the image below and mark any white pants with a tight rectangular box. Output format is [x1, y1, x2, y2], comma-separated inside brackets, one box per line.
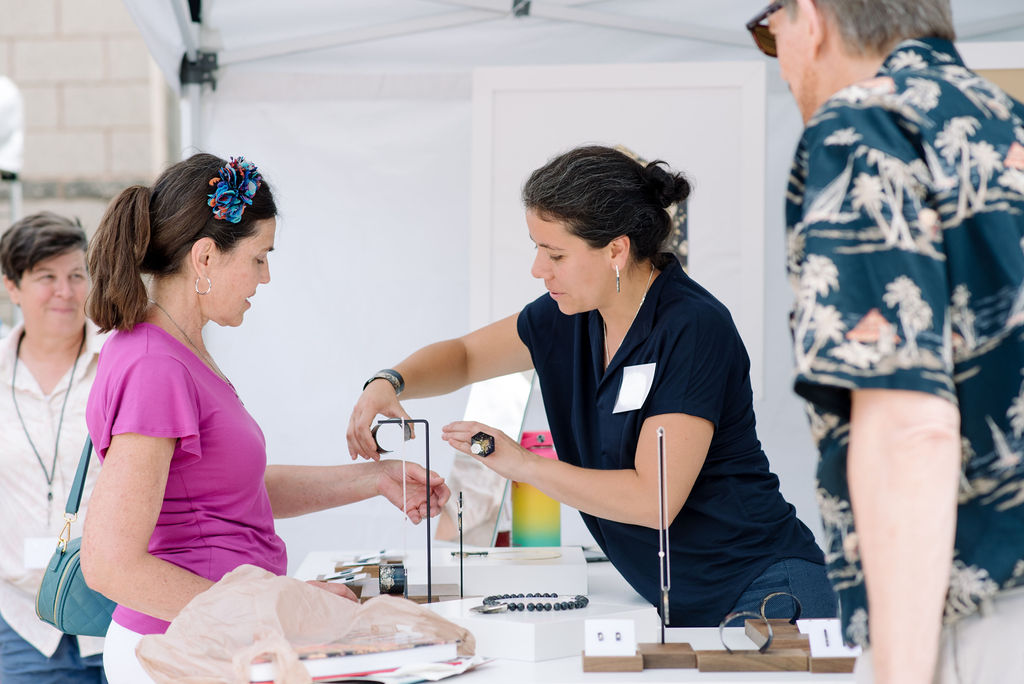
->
[855, 588, 1024, 684]
[103, 620, 156, 684]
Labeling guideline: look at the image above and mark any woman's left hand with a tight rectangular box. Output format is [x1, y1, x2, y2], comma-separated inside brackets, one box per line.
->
[442, 421, 530, 482]
[377, 461, 451, 524]
[306, 579, 358, 601]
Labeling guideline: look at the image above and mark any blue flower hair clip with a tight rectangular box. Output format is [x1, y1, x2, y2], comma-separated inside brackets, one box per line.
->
[207, 156, 262, 223]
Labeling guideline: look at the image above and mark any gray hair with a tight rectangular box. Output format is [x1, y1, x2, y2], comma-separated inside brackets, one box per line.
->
[785, 0, 955, 56]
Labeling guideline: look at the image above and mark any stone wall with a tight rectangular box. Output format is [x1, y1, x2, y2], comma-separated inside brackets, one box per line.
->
[0, 0, 171, 329]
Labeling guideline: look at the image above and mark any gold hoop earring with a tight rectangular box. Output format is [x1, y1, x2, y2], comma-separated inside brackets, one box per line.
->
[195, 276, 213, 295]
[615, 264, 620, 293]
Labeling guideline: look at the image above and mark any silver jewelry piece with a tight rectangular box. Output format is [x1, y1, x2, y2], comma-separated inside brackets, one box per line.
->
[195, 276, 213, 295]
[149, 299, 233, 390]
[603, 263, 656, 367]
[598, 632, 604, 641]
[718, 611, 773, 654]
[614, 264, 620, 293]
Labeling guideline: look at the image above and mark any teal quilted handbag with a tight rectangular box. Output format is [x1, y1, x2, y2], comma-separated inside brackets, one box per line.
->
[35, 437, 116, 636]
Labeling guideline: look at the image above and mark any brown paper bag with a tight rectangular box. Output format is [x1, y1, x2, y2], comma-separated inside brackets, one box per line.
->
[135, 564, 474, 684]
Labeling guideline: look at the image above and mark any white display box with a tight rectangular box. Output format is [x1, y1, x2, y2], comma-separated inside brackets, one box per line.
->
[403, 546, 588, 597]
[430, 596, 660, 661]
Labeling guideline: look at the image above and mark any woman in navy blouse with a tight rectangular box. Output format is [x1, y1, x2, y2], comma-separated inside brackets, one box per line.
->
[347, 145, 835, 626]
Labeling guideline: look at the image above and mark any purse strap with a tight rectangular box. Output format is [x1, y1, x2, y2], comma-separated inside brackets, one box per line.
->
[65, 436, 94, 516]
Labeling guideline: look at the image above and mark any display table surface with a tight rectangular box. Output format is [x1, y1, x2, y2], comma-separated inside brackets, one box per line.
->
[295, 548, 856, 683]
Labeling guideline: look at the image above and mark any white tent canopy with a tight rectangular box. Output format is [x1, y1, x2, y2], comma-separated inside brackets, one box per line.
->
[123, 0, 1024, 572]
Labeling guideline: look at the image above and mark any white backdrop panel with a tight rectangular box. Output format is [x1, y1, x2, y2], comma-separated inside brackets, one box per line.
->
[200, 93, 472, 570]
[471, 61, 766, 395]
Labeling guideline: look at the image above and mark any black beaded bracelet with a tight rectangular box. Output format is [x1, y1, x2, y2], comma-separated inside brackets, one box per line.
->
[479, 592, 589, 613]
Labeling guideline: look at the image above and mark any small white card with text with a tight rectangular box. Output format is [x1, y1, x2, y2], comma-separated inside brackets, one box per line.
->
[584, 619, 637, 656]
[797, 619, 863, 657]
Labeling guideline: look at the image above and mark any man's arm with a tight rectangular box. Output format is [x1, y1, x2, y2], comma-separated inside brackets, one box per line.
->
[848, 388, 960, 683]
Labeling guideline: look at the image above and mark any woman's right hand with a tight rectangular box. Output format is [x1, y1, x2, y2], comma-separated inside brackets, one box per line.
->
[346, 379, 413, 461]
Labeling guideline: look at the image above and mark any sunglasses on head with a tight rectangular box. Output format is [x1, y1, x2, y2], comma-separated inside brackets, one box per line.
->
[746, 1, 783, 57]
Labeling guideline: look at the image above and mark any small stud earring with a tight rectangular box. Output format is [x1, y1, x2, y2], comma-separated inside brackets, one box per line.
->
[597, 632, 604, 641]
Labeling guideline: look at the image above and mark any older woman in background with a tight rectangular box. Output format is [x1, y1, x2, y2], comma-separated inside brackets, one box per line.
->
[0, 212, 106, 684]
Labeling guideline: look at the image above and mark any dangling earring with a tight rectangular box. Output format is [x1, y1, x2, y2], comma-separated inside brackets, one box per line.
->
[195, 276, 213, 295]
[615, 264, 620, 293]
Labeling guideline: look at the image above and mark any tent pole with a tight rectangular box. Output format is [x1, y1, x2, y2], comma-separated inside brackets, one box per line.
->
[180, 82, 202, 156]
[171, 0, 200, 61]
[171, 0, 204, 157]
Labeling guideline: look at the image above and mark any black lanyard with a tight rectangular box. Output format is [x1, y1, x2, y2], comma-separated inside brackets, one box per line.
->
[11, 328, 86, 521]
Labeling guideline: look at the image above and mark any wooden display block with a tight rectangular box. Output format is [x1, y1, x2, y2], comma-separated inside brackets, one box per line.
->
[695, 648, 809, 672]
[637, 642, 696, 669]
[744, 618, 810, 652]
[810, 656, 857, 673]
[581, 652, 644, 672]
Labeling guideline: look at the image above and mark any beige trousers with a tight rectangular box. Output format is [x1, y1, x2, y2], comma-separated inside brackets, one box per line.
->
[855, 588, 1024, 684]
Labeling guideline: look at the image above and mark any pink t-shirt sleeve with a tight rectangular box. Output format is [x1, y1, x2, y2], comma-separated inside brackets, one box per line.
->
[97, 354, 203, 468]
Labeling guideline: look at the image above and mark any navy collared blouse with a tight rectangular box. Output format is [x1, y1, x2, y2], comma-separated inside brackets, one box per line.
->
[518, 257, 823, 626]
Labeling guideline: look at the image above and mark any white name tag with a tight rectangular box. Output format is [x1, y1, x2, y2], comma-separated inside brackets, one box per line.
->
[612, 363, 656, 413]
[797, 618, 862, 657]
[24, 537, 56, 570]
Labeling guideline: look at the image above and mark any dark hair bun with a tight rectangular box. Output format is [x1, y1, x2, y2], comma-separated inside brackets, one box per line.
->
[642, 161, 691, 208]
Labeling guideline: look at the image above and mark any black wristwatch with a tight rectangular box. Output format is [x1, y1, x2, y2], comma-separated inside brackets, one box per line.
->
[363, 369, 405, 396]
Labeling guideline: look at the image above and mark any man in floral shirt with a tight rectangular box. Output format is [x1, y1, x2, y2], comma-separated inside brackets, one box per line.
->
[746, 0, 1024, 681]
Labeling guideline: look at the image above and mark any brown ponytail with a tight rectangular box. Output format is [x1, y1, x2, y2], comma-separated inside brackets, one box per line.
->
[87, 186, 152, 332]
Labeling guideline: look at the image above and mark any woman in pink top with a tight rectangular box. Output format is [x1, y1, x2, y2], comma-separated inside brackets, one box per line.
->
[80, 153, 450, 683]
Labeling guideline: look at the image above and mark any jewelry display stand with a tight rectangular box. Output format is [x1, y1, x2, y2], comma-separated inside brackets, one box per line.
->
[745, 617, 809, 650]
[431, 596, 660, 662]
[742, 603, 856, 673]
[635, 428, 696, 670]
[693, 603, 856, 673]
[377, 418, 434, 602]
[745, 618, 856, 675]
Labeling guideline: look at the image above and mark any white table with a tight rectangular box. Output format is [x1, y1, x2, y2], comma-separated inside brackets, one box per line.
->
[295, 549, 856, 683]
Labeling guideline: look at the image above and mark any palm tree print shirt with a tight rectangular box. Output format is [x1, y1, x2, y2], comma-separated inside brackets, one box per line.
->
[785, 37, 1024, 647]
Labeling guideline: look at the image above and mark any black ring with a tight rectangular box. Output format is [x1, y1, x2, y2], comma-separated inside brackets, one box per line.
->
[470, 431, 495, 457]
[718, 611, 773, 654]
[759, 591, 803, 624]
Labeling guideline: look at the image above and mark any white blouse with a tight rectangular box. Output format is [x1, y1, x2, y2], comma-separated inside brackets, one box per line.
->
[0, 321, 106, 657]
